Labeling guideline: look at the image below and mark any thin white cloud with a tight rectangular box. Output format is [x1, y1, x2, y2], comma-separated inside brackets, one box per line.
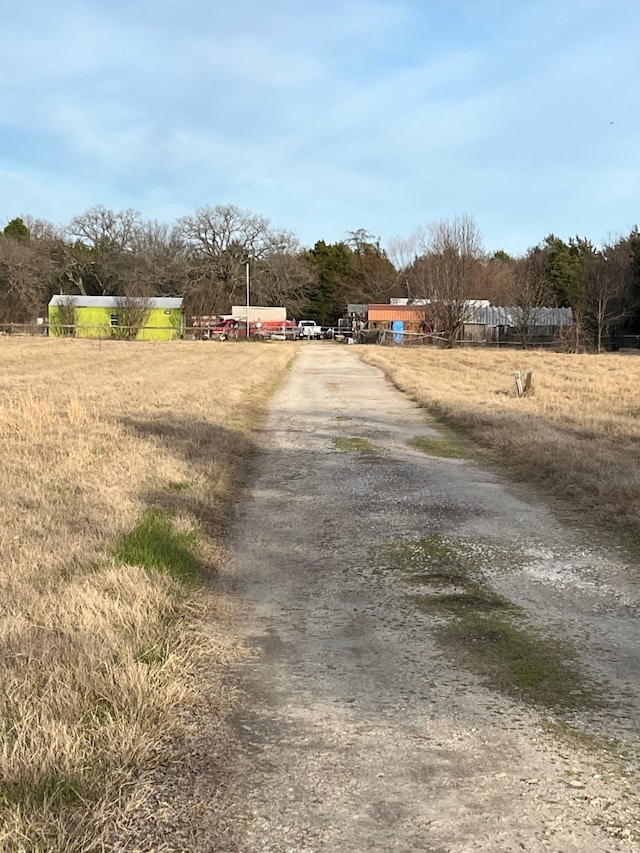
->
[0, 0, 639, 253]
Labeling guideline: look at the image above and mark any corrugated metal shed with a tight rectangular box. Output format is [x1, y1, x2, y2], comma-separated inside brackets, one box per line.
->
[467, 306, 572, 326]
[49, 295, 183, 309]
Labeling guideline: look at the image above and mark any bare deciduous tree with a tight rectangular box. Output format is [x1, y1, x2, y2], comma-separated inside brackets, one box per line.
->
[0, 235, 53, 323]
[387, 229, 428, 300]
[474, 251, 516, 306]
[51, 296, 78, 336]
[584, 242, 629, 353]
[68, 206, 141, 251]
[66, 206, 142, 296]
[251, 233, 316, 319]
[179, 205, 276, 316]
[422, 215, 484, 345]
[510, 248, 552, 347]
[111, 290, 154, 340]
[130, 220, 189, 297]
[22, 216, 63, 241]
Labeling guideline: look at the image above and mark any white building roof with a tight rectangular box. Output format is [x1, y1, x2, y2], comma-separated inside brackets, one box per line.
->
[49, 295, 182, 309]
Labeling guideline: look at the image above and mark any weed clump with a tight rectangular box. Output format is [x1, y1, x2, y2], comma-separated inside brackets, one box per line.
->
[407, 435, 468, 459]
[333, 436, 377, 454]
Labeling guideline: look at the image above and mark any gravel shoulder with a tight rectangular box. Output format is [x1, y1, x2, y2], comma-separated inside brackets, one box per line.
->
[220, 343, 640, 852]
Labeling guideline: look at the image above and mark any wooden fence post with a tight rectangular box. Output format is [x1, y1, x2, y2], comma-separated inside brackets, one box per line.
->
[514, 371, 524, 397]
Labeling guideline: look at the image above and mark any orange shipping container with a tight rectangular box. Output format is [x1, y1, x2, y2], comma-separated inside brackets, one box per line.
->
[367, 304, 428, 322]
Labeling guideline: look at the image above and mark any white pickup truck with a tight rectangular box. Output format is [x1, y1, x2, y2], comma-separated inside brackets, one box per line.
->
[297, 320, 323, 339]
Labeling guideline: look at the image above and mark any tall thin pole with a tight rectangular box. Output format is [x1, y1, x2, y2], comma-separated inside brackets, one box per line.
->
[246, 260, 250, 340]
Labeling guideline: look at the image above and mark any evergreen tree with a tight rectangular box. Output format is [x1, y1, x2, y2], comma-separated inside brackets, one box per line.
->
[543, 234, 585, 307]
[346, 229, 400, 302]
[624, 227, 640, 332]
[3, 218, 30, 240]
[304, 241, 356, 325]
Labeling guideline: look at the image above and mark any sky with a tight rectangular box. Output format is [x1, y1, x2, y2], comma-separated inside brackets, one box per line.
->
[1, 0, 638, 255]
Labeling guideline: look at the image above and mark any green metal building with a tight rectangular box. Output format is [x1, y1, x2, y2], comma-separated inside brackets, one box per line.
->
[48, 295, 184, 340]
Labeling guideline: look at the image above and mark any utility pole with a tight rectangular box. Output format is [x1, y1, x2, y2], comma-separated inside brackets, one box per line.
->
[245, 260, 250, 339]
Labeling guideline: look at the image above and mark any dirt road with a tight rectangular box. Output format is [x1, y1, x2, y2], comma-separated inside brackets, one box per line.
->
[223, 344, 640, 852]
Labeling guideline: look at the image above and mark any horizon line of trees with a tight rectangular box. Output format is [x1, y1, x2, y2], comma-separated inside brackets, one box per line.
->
[1, 205, 639, 351]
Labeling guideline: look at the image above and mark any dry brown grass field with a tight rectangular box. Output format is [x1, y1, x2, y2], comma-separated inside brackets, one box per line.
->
[361, 346, 640, 541]
[0, 337, 296, 852]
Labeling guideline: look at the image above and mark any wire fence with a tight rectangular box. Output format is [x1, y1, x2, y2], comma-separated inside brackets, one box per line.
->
[0, 323, 50, 337]
[0, 323, 191, 340]
[0, 323, 347, 342]
[374, 327, 566, 348]
[376, 328, 448, 346]
[1, 322, 632, 351]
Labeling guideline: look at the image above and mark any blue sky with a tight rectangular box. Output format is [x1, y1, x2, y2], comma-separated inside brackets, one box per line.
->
[1, 0, 638, 255]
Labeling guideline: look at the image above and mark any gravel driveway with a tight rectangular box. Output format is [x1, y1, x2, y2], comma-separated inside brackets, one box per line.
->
[223, 343, 640, 852]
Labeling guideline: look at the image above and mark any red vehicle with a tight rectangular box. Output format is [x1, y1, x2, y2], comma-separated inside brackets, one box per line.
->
[257, 319, 297, 339]
[205, 318, 297, 340]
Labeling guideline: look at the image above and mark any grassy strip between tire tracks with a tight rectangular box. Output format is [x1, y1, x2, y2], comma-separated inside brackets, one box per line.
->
[379, 535, 603, 711]
[0, 338, 297, 852]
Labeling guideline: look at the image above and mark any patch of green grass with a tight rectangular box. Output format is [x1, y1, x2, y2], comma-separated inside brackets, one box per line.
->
[168, 479, 197, 492]
[442, 612, 599, 710]
[408, 589, 515, 616]
[0, 772, 85, 809]
[407, 435, 467, 458]
[609, 521, 640, 570]
[135, 639, 171, 666]
[419, 405, 459, 429]
[396, 538, 517, 616]
[335, 415, 352, 422]
[381, 535, 467, 570]
[333, 436, 376, 454]
[380, 534, 602, 711]
[401, 570, 469, 586]
[542, 718, 625, 758]
[113, 510, 200, 584]
[418, 405, 477, 449]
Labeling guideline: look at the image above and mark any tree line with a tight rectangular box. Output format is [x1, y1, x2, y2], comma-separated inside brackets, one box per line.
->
[1, 206, 639, 350]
